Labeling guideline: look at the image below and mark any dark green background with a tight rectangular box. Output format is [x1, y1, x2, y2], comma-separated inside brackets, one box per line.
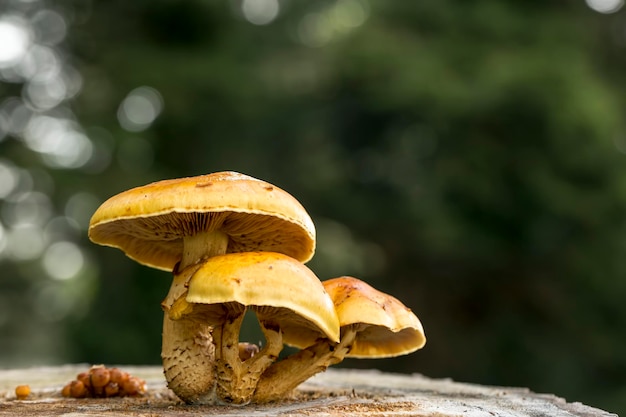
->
[1, 0, 625, 414]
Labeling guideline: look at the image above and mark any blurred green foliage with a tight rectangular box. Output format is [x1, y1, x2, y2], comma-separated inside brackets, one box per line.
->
[1, 0, 626, 414]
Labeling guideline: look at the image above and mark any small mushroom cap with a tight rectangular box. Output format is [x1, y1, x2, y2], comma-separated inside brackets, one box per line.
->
[88, 171, 316, 271]
[183, 252, 340, 344]
[323, 276, 426, 358]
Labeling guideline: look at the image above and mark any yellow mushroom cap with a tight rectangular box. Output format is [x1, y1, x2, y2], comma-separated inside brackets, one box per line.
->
[88, 171, 316, 271]
[323, 276, 426, 358]
[183, 252, 340, 344]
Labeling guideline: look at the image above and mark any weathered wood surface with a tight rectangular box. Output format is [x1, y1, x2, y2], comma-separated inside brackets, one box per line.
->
[0, 365, 617, 416]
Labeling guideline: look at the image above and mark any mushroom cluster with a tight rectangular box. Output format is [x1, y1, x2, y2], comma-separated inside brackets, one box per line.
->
[61, 365, 146, 398]
[88, 171, 426, 405]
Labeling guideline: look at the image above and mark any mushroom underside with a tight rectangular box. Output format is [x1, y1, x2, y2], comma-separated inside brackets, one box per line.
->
[89, 211, 314, 271]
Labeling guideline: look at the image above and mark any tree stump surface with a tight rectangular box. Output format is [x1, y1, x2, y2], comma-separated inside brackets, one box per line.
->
[0, 365, 616, 416]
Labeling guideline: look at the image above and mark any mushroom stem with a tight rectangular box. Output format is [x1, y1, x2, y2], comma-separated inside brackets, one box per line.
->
[253, 326, 358, 403]
[161, 314, 216, 404]
[212, 309, 283, 404]
[160, 244, 225, 405]
[213, 307, 246, 404]
[180, 230, 229, 270]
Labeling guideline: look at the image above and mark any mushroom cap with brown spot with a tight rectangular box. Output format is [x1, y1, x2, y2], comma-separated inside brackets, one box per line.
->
[88, 171, 316, 271]
[323, 276, 426, 358]
[180, 251, 340, 344]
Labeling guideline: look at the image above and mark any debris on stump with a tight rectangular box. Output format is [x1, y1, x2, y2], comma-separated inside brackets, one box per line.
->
[60, 365, 146, 399]
[0, 365, 617, 417]
[13, 385, 30, 401]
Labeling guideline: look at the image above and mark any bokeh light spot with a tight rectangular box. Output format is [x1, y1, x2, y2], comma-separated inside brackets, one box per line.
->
[117, 86, 163, 132]
[42, 241, 85, 280]
[241, 0, 280, 25]
[25, 76, 68, 110]
[0, 16, 31, 68]
[330, 0, 369, 29]
[586, 0, 624, 13]
[41, 130, 94, 169]
[2, 97, 32, 134]
[22, 45, 61, 82]
[0, 159, 19, 199]
[6, 223, 45, 261]
[2, 191, 52, 227]
[23, 115, 93, 169]
[31, 9, 67, 46]
[297, 0, 368, 48]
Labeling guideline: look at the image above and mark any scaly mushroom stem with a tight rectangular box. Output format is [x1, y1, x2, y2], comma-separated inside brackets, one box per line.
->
[253, 326, 359, 403]
[161, 314, 216, 403]
[160, 230, 229, 404]
[212, 309, 283, 404]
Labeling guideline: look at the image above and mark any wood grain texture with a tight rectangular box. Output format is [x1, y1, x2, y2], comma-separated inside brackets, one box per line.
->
[0, 365, 617, 416]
